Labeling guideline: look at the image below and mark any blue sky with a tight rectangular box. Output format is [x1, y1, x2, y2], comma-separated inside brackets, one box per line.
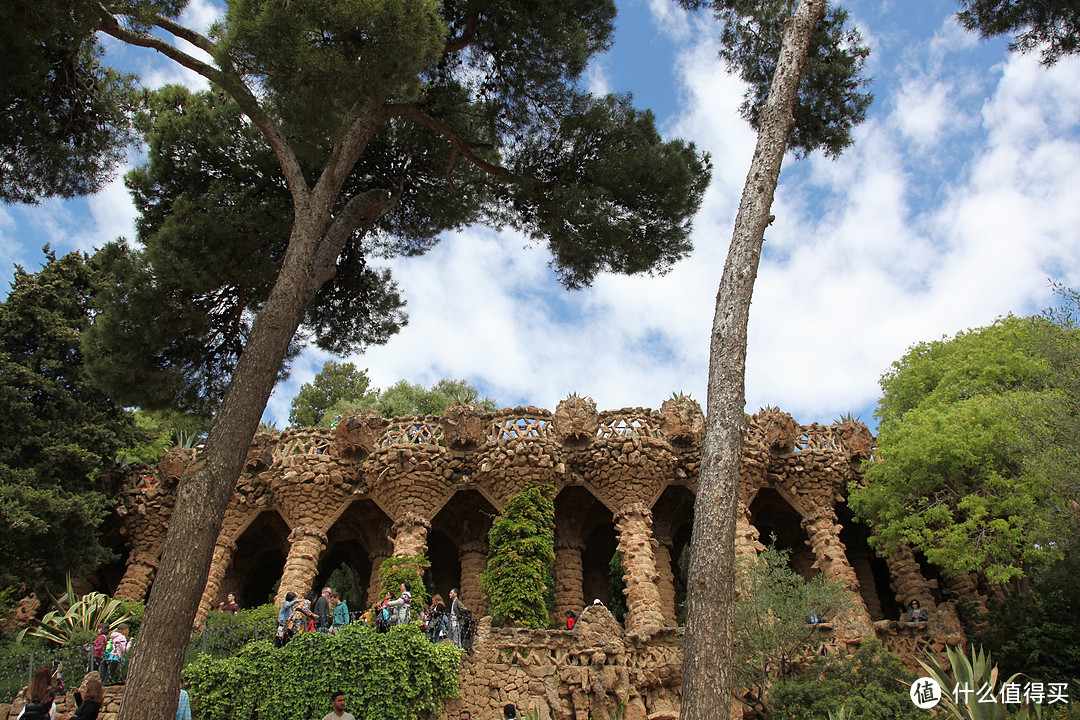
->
[3, 0, 1079, 431]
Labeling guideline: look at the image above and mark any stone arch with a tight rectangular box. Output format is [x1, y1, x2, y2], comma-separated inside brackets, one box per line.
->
[748, 488, 816, 580]
[836, 503, 899, 622]
[651, 486, 695, 625]
[317, 499, 393, 609]
[552, 485, 617, 621]
[429, 490, 497, 611]
[223, 510, 291, 607]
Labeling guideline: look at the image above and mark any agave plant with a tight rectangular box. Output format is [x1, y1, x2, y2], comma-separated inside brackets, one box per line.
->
[827, 707, 853, 720]
[918, 645, 1044, 720]
[17, 576, 132, 645]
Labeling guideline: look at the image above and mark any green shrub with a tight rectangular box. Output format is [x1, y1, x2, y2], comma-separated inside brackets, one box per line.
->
[770, 640, 922, 720]
[114, 599, 145, 636]
[378, 556, 430, 615]
[480, 485, 555, 629]
[182, 622, 459, 720]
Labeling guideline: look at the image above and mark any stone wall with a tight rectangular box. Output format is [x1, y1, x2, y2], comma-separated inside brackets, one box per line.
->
[101, 397, 970, 717]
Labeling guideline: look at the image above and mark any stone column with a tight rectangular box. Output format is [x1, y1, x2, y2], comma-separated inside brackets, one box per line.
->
[366, 545, 391, 606]
[885, 544, 937, 614]
[274, 525, 327, 605]
[554, 537, 586, 623]
[801, 508, 874, 634]
[653, 535, 678, 626]
[114, 547, 162, 602]
[614, 503, 665, 633]
[458, 540, 489, 617]
[195, 537, 237, 626]
[391, 513, 431, 558]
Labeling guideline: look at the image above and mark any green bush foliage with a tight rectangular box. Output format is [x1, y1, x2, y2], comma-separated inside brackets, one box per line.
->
[378, 555, 430, 614]
[480, 485, 555, 629]
[182, 622, 459, 720]
[769, 640, 921, 720]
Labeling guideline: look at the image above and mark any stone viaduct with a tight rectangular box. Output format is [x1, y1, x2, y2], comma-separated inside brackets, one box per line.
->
[105, 396, 974, 719]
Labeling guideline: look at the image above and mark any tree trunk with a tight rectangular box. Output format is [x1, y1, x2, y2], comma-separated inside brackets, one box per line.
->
[680, 2, 826, 718]
[117, 208, 328, 719]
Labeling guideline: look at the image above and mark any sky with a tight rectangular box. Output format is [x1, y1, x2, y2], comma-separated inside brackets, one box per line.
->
[2, 0, 1079, 431]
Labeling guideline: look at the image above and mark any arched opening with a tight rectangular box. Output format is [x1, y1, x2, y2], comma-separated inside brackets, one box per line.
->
[225, 511, 290, 608]
[748, 488, 816, 580]
[837, 504, 900, 622]
[652, 485, 696, 624]
[554, 486, 617, 619]
[430, 489, 497, 607]
[318, 499, 392, 610]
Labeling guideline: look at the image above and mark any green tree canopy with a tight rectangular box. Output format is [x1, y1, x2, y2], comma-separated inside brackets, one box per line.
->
[957, 0, 1080, 65]
[288, 361, 375, 427]
[0, 250, 139, 590]
[680, 0, 872, 158]
[358, 378, 499, 419]
[850, 313, 1080, 582]
[0, 2, 136, 203]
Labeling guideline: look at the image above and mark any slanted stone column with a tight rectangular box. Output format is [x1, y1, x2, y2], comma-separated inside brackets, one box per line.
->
[653, 535, 678, 626]
[554, 538, 586, 622]
[614, 503, 665, 633]
[366, 545, 391, 605]
[458, 540, 489, 617]
[391, 513, 431, 558]
[802, 508, 874, 634]
[274, 525, 327, 605]
[885, 544, 937, 615]
[114, 547, 162, 602]
[196, 537, 237, 626]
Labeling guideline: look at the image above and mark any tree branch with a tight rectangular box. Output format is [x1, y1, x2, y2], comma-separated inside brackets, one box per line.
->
[444, 7, 480, 53]
[307, 187, 401, 295]
[387, 104, 510, 181]
[92, 4, 311, 203]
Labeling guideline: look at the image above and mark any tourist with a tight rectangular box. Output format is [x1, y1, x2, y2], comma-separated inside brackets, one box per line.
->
[290, 592, 320, 633]
[71, 676, 104, 720]
[313, 588, 333, 631]
[456, 711, 472, 720]
[175, 688, 192, 720]
[565, 611, 576, 630]
[90, 624, 108, 672]
[217, 593, 239, 613]
[276, 591, 299, 647]
[323, 691, 356, 720]
[15, 667, 57, 720]
[503, 704, 518, 719]
[386, 582, 412, 626]
[101, 624, 130, 686]
[905, 599, 928, 623]
[330, 591, 350, 632]
[426, 594, 448, 642]
[448, 588, 467, 647]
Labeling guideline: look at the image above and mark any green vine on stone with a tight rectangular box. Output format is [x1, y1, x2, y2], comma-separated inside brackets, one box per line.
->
[378, 555, 430, 614]
[480, 484, 555, 629]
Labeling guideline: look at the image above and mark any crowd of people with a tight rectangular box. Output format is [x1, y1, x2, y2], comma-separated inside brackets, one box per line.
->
[273, 581, 474, 650]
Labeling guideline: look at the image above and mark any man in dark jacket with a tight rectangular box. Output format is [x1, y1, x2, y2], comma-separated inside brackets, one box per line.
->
[313, 587, 333, 631]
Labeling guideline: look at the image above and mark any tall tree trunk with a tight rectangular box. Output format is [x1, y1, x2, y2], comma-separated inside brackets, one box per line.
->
[118, 210, 327, 719]
[680, 2, 826, 718]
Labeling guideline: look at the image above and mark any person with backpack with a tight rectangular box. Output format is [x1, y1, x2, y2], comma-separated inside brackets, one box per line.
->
[15, 667, 58, 720]
[385, 582, 412, 626]
[89, 624, 107, 673]
[101, 624, 130, 686]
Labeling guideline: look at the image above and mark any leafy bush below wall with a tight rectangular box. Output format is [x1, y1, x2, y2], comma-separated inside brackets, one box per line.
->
[182, 622, 459, 720]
